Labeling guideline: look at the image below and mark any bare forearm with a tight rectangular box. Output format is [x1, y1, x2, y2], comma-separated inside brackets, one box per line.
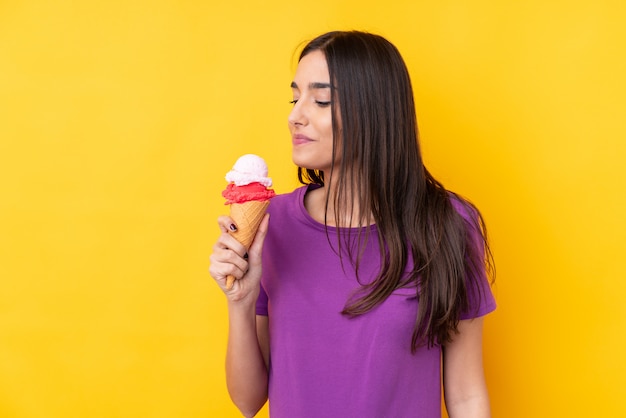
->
[226, 302, 268, 417]
[445, 394, 491, 418]
[443, 318, 491, 418]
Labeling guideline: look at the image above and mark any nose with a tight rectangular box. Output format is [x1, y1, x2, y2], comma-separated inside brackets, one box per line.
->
[288, 101, 307, 127]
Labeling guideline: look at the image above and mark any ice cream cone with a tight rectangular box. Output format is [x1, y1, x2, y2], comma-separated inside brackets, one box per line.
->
[226, 199, 270, 289]
[221, 154, 275, 289]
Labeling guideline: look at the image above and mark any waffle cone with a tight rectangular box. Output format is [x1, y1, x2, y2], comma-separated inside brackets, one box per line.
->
[226, 199, 270, 289]
[229, 200, 270, 248]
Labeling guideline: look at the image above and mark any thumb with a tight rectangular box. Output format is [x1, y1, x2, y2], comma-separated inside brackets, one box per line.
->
[247, 213, 270, 263]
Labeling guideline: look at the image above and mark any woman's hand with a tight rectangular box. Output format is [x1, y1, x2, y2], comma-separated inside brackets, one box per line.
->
[211, 214, 271, 416]
[209, 213, 270, 303]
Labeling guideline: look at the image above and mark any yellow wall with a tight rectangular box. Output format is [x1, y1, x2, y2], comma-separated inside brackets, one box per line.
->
[1, 1, 624, 417]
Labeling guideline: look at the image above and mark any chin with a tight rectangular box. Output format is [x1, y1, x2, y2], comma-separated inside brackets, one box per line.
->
[292, 151, 334, 173]
[291, 153, 313, 170]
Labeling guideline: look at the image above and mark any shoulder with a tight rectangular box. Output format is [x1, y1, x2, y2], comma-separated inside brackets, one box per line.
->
[267, 185, 309, 218]
[445, 192, 489, 261]
[448, 192, 480, 224]
[269, 185, 306, 206]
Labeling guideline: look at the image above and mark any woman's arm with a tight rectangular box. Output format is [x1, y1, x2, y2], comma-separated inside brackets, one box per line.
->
[442, 317, 491, 418]
[209, 214, 270, 417]
[225, 309, 269, 417]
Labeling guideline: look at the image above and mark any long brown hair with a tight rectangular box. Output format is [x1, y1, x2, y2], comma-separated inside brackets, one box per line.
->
[297, 31, 494, 351]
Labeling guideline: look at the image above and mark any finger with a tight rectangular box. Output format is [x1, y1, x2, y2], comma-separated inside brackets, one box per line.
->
[247, 213, 270, 262]
[210, 244, 249, 274]
[209, 254, 248, 284]
[214, 230, 247, 257]
[217, 215, 237, 234]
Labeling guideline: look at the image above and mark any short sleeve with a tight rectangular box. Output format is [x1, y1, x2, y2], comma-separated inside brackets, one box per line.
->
[452, 197, 497, 320]
[256, 283, 269, 316]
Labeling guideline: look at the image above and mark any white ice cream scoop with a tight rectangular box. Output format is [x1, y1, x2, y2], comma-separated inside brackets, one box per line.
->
[225, 154, 273, 187]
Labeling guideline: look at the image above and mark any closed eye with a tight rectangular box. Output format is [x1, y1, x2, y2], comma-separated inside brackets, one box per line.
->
[289, 99, 331, 107]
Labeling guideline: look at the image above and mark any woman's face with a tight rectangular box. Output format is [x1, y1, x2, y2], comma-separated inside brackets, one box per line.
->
[288, 50, 339, 172]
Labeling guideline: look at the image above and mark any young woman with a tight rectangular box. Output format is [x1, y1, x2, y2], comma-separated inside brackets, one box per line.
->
[209, 31, 496, 418]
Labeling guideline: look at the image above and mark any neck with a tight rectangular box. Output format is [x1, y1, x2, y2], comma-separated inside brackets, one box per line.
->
[307, 181, 373, 228]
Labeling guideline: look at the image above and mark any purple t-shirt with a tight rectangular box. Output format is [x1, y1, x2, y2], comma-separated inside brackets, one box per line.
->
[256, 185, 496, 417]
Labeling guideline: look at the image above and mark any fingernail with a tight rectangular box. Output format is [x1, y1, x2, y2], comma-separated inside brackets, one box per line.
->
[229, 224, 237, 231]
[243, 253, 248, 259]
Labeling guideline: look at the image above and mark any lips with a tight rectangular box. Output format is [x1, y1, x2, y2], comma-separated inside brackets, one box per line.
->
[292, 134, 314, 145]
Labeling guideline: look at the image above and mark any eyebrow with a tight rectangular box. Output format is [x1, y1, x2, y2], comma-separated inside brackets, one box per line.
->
[290, 81, 332, 90]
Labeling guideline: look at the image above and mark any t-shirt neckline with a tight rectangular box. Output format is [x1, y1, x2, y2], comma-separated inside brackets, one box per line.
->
[296, 184, 378, 233]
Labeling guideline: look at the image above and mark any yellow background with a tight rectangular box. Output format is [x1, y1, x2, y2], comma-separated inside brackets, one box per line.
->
[1, 0, 624, 417]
